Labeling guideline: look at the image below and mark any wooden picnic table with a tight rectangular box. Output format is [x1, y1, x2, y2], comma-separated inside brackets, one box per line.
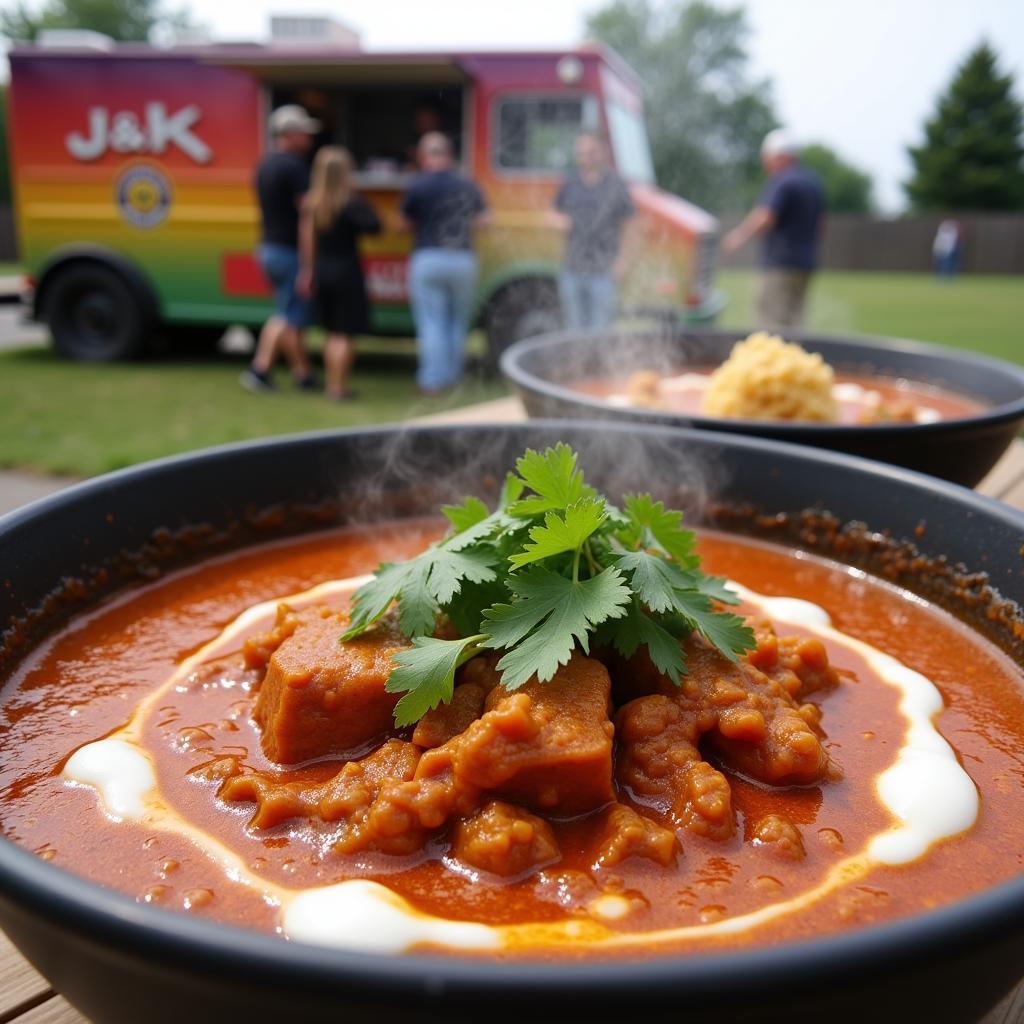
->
[1, 411, 1022, 1024]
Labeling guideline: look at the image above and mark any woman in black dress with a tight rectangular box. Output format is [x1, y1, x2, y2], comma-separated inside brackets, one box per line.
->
[298, 146, 381, 400]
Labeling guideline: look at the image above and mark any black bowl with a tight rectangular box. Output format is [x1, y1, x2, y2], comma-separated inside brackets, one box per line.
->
[1, 422, 1022, 1024]
[499, 327, 1024, 487]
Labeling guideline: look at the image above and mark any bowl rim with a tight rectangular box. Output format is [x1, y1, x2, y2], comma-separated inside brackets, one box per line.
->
[1, 421, 1023, 999]
[498, 326, 1024, 435]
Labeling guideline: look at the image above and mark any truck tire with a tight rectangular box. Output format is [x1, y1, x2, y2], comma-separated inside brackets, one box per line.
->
[44, 262, 151, 361]
[483, 277, 562, 372]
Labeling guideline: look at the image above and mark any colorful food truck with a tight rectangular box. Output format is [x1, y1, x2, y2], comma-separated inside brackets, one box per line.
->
[7, 41, 722, 362]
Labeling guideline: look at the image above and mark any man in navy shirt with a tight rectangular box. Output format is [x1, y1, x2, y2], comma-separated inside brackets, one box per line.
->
[723, 130, 824, 329]
[400, 132, 488, 394]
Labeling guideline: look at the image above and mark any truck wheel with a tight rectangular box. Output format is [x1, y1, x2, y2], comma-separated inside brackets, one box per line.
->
[44, 263, 151, 361]
[483, 277, 562, 372]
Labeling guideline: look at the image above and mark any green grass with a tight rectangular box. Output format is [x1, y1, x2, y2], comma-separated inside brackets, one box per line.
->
[717, 270, 1024, 364]
[1, 270, 1021, 478]
[0, 345, 505, 477]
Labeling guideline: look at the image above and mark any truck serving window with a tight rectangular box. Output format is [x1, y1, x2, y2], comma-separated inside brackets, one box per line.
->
[605, 99, 656, 184]
[494, 95, 599, 173]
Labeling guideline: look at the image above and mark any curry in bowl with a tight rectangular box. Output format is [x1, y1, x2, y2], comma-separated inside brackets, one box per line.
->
[499, 329, 1024, 486]
[3, 442, 1022, 962]
[591, 333, 985, 426]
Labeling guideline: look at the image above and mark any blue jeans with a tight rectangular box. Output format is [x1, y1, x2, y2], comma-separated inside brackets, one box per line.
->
[258, 243, 311, 328]
[559, 271, 617, 330]
[409, 248, 477, 391]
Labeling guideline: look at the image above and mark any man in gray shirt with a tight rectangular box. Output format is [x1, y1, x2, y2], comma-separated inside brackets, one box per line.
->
[549, 133, 635, 330]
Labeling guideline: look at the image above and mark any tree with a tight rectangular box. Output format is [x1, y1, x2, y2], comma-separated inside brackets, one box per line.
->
[586, 0, 777, 213]
[800, 143, 873, 214]
[0, 0, 193, 42]
[905, 42, 1024, 211]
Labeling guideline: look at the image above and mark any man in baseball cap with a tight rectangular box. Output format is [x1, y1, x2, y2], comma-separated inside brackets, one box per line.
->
[268, 104, 323, 137]
[722, 128, 825, 329]
[242, 105, 322, 393]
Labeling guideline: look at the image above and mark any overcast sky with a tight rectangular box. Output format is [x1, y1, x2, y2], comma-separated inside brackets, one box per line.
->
[183, 0, 1024, 211]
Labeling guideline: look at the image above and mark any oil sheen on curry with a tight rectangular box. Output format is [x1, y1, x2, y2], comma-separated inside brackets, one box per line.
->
[2, 470, 1023, 959]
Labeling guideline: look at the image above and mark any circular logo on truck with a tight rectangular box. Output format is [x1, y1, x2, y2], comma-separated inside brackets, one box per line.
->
[116, 165, 171, 228]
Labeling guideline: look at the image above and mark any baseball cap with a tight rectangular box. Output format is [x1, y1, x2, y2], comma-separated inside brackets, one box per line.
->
[761, 128, 799, 158]
[269, 104, 322, 136]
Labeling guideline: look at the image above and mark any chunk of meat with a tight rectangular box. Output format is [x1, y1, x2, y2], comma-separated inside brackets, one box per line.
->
[746, 619, 840, 699]
[219, 738, 424, 852]
[451, 800, 559, 877]
[592, 803, 678, 869]
[253, 606, 410, 764]
[750, 813, 805, 860]
[412, 682, 487, 749]
[243, 603, 308, 671]
[697, 637, 834, 786]
[616, 695, 734, 840]
[608, 623, 837, 787]
[428, 654, 616, 815]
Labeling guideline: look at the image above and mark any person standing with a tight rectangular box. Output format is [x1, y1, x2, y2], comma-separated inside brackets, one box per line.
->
[400, 132, 488, 395]
[932, 218, 963, 279]
[549, 132, 635, 331]
[242, 105, 320, 393]
[297, 146, 381, 401]
[722, 129, 825, 329]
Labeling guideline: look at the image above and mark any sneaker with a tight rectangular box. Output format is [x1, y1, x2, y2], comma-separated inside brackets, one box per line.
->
[294, 374, 319, 392]
[326, 389, 359, 402]
[240, 368, 275, 393]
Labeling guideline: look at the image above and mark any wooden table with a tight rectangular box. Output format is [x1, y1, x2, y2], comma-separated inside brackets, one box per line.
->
[2, 422, 1022, 1024]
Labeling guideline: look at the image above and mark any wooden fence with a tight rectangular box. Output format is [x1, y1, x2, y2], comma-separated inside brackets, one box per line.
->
[715, 213, 1024, 274]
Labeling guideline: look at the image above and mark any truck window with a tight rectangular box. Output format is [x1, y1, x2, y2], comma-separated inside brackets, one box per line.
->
[494, 94, 599, 173]
[605, 99, 655, 184]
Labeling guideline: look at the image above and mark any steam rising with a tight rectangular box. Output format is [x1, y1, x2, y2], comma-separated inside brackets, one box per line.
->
[330, 421, 727, 531]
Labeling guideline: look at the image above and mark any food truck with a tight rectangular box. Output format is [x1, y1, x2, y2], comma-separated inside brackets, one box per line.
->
[7, 41, 722, 361]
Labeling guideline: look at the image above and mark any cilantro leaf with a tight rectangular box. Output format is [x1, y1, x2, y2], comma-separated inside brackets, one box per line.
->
[693, 573, 742, 606]
[395, 561, 439, 637]
[508, 497, 608, 571]
[610, 600, 687, 683]
[614, 549, 696, 613]
[386, 635, 484, 727]
[508, 443, 596, 517]
[482, 565, 630, 688]
[423, 548, 496, 606]
[499, 471, 525, 509]
[344, 545, 496, 642]
[620, 493, 699, 568]
[669, 590, 756, 662]
[441, 496, 489, 533]
[341, 561, 416, 640]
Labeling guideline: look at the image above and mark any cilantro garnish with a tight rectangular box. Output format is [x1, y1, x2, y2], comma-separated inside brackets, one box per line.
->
[343, 444, 756, 726]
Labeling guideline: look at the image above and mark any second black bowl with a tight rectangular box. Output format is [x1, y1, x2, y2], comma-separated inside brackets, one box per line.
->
[500, 327, 1024, 487]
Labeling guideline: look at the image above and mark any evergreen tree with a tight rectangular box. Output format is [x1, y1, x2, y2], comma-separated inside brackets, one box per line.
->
[905, 43, 1024, 211]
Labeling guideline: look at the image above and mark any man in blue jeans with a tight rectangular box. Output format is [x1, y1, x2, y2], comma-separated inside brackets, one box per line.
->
[550, 132, 634, 331]
[242, 105, 320, 393]
[400, 133, 488, 395]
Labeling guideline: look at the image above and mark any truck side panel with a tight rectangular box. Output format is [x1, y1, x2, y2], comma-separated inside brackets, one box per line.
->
[9, 54, 268, 324]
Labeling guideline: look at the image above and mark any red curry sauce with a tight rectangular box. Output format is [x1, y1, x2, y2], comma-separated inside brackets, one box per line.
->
[1, 524, 1022, 957]
[574, 371, 985, 424]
